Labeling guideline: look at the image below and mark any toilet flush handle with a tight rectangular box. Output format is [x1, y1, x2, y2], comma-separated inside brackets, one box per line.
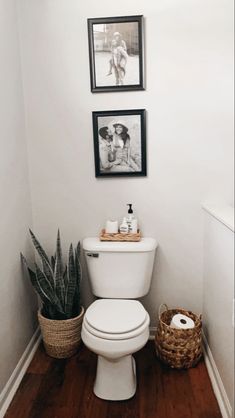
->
[86, 253, 99, 258]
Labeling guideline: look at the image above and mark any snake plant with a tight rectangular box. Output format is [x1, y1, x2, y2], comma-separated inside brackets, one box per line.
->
[21, 230, 82, 320]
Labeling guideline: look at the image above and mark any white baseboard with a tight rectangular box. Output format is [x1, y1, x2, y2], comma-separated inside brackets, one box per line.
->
[0, 327, 41, 418]
[202, 332, 233, 418]
[149, 326, 157, 340]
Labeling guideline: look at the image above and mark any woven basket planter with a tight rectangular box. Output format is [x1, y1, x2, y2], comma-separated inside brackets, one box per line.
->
[38, 306, 85, 359]
[155, 304, 202, 369]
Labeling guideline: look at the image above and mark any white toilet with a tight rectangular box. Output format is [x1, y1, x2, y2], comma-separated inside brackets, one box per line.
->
[82, 237, 157, 401]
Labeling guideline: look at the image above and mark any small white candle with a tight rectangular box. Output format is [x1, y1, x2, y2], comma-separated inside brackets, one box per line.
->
[105, 220, 118, 234]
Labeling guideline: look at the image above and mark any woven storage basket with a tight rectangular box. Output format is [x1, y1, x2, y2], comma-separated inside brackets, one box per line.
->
[100, 229, 141, 242]
[155, 304, 202, 369]
[38, 306, 84, 359]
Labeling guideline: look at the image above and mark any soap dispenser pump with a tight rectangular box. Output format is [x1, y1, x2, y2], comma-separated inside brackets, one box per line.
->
[127, 204, 134, 218]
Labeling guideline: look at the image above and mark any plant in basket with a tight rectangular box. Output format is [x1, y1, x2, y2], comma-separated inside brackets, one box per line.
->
[21, 229, 84, 358]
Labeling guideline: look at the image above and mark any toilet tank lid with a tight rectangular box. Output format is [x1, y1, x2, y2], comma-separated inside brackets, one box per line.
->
[83, 237, 158, 252]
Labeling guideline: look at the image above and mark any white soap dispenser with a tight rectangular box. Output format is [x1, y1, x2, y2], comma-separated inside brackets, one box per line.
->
[120, 217, 129, 234]
[126, 204, 134, 232]
[130, 218, 138, 234]
[126, 204, 138, 233]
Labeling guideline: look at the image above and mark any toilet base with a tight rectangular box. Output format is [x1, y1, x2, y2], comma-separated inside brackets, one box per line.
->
[94, 354, 137, 401]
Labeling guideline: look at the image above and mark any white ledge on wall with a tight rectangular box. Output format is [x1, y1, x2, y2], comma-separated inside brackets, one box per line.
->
[202, 203, 234, 232]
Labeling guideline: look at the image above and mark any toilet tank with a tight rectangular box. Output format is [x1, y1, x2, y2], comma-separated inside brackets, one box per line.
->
[83, 238, 157, 298]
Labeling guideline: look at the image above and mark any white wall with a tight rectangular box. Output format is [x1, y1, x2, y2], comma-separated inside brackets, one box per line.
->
[203, 208, 234, 416]
[17, 0, 234, 322]
[0, 0, 37, 396]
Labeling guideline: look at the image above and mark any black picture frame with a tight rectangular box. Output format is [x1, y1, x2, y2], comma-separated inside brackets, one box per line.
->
[87, 15, 145, 93]
[92, 109, 146, 177]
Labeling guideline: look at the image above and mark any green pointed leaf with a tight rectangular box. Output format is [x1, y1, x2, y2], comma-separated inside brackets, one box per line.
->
[65, 244, 77, 318]
[29, 230, 54, 289]
[63, 265, 68, 288]
[41, 259, 54, 290]
[51, 255, 56, 271]
[56, 229, 63, 271]
[21, 253, 37, 285]
[31, 264, 53, 306]
[74, 247, 81, 315]
[21, 254, 53, 309]
[35, 263, 65, 314]
[54, 229, 65, 308]
[29, 229, 50, 264]
[75, 244, 81, 286]
[76, 242, 81, 258]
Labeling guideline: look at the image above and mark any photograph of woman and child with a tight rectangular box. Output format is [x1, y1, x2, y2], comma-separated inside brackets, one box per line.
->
[93, 112, 146, 176]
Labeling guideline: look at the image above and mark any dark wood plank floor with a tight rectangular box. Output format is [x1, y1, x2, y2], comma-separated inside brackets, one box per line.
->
[5, 341, 222, 418]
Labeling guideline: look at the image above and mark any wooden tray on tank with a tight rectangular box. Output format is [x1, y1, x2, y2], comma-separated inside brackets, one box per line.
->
[99, 229, 141, 242]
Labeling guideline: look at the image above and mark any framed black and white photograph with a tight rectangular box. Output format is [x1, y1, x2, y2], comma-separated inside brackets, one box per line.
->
[88, 15, 144, 92]
[92, 109, 146, 177]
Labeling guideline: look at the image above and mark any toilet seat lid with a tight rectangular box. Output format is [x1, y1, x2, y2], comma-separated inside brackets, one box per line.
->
[85, 299, 147, 334]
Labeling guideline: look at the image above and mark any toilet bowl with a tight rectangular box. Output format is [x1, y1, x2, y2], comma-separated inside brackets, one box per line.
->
[82, 237, 157, 400]
[81, 299, 150, 400]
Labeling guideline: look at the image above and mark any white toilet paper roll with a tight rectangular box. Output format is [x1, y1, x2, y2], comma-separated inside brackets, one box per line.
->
[170, 314, 195, 329]
[105, 220, 118, 234]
